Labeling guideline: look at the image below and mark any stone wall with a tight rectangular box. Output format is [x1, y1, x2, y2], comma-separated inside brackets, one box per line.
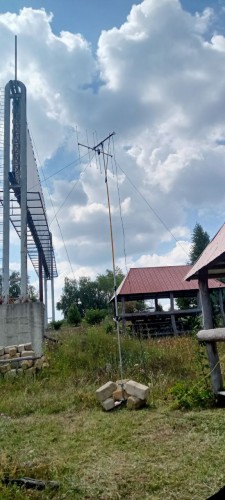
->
[0, 343, 48, 379]
[0, 302, 44, 356]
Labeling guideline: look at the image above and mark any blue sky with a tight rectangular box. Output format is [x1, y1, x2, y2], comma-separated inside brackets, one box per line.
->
[1, 0, 225, 316]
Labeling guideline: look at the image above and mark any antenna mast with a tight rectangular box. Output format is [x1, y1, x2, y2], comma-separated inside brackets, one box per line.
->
[78, 132, 124, 388]
[15, 35, 17, 81]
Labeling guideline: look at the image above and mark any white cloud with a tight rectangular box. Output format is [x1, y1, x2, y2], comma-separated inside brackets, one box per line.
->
[1, 0, 225, 294]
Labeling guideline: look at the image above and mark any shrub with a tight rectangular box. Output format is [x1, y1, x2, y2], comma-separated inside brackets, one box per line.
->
[85, 308, 107, 325]
[170, 381, 214, 410]
[67, 304, 81, 326]
[50, 320, 64, 331]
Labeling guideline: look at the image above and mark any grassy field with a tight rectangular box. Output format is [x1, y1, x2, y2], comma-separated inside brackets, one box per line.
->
[0, 326, 225, 499]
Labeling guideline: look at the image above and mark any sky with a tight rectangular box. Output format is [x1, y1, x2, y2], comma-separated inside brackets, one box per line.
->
[0, 0, 225, 318]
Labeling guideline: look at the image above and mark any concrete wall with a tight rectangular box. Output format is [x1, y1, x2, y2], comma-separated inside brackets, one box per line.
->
[0, 302, 44, 356]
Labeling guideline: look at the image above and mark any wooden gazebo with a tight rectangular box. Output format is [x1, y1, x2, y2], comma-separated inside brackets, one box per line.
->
[113, 264, 225, 337]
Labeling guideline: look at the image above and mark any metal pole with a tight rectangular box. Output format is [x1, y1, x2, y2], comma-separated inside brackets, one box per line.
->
[39, 252, 43, 302]
[44, 273, 48, 328]
[102, 144, 124, 386]
[2, 83, 11, 303]
[19, 83, 27, 299]
[50, 233, 55, 322]
[15, 35, 17, 82]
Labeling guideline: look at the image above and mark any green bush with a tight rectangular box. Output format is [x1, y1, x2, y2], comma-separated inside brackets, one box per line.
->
[67, 304, 81, 326]
[50, 320, 64, 331]
[85, 308, 107, 325]
[170, 381, 214, 410]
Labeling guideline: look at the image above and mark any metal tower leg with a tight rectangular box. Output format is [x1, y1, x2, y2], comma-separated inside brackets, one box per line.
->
[20, 84, 27, 299]
[44, 273, 48, 328]
[3, 83, 10, 303]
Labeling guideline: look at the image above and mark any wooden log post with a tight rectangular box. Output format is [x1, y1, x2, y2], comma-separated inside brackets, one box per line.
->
[170, 292, 178, 335]
[219, 289, 225, 326]
[197, 329, 224, 394]
[198, 270, 223, 394]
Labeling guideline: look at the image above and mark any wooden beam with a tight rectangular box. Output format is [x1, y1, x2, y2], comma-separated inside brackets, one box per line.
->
[198, 269, 213, 329]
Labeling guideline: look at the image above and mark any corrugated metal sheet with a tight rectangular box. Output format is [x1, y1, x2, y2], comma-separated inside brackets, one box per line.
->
[185, 223, 225, 281]
[117, 265, 225, 297]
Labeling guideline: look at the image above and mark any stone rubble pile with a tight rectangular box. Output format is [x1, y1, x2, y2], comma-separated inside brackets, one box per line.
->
[0, 343, 48, 379]
[96, 379, 149, 411]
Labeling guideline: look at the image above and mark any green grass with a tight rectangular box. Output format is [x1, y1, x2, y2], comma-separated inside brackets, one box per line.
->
[0, 326, 225, 499]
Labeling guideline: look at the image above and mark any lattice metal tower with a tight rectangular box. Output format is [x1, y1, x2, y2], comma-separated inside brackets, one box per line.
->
[1, 39, 57, 321]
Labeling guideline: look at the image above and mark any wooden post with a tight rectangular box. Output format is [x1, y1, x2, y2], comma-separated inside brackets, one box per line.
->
[198, 269, 223, 393]
[219, 289, 225, 326]
[121, 296, 126, 334]
[206, 342, 223, 393]
[170, 292, 177, 335]
[155, 297, 158, 311]
[198, 269, 213, 329]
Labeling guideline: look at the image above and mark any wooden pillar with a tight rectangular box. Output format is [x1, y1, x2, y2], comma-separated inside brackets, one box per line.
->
[155, 297, 158, 311]
[198, 269, 223, 393]
[170, 292, 177, 335]
[206, 341, 223, 393]
[198, 269, 213, 329]
[121, 296, 126, 334]
[219, 289, 225, 326]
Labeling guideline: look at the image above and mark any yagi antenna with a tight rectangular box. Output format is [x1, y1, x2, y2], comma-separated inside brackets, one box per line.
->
[15, 35, 17, 81]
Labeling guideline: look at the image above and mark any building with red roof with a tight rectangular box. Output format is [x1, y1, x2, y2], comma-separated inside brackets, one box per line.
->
[112, 264, 225, 337]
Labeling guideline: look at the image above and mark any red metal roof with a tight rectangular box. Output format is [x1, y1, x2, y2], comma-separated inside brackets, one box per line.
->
[185, 223, 225, 281]
[117, 265, 225, 297]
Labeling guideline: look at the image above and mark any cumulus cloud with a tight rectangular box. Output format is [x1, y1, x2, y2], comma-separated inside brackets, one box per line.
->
[1, 0, 225, 291]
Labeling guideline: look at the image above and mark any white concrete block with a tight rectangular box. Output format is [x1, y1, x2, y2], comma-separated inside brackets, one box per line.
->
[8, 347, 17, 357]
[101, 397, 115, 411]
[17, 344, 25, 353]
[21, 351, 35, 358]
[96, 381, 117, 402]
[125, 380, 149, 400]
[0, 347, 4, 356]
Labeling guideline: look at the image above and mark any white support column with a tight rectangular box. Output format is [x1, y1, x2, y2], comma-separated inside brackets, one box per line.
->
[2, 83, 10, 303]
[19, 83, 27, 299]
[44, 274, 48, 329]
[50, 233, 55, 322]
[121, 296, 126, 333]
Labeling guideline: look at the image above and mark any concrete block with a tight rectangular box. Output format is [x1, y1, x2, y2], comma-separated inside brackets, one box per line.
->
[0, 355, 4, 360]
[21, 350, 35, 358]
[4, 345, 17, 354]
[0, 303, 44, 357]
[96, 381, 117, 402]
[127, 396, 146, 410]
[20, 360, 32, 370]
[24, 343, 33, 351]
[0, 364, 11, 374]
[0, 347, 4, 356]
[17, 344, 25, 352]
[125, 380, 149, 400]
[4, 354, 10, 360]
[25, 367, 35, 377]
[34, 358, 43, 370]
[4, 369, 17, 380]
[9, 347, 17, 357]
[101, 397, 115, 411]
